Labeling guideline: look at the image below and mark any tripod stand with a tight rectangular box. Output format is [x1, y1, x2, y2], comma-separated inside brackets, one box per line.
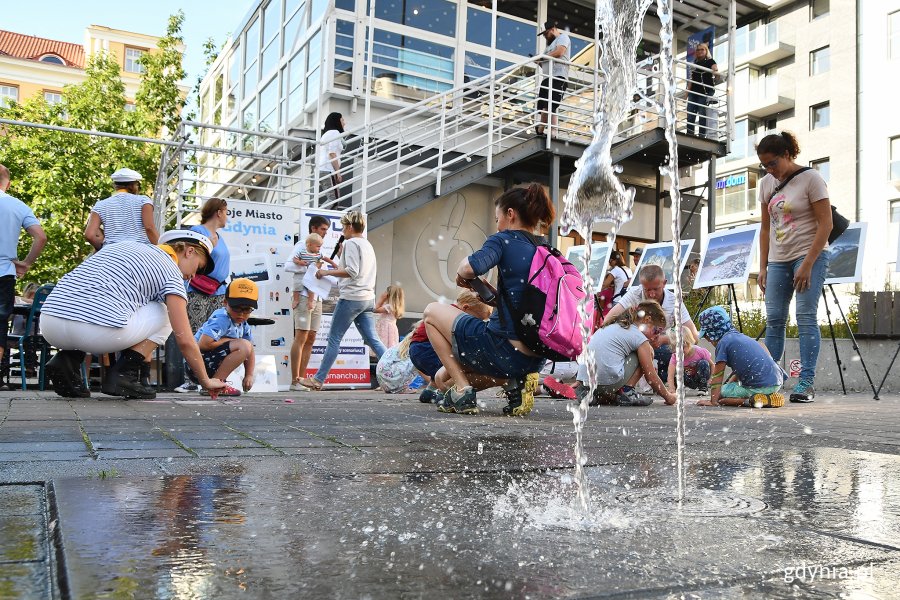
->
[693, 283, 744, 332]
[820, 284, 878, 399]
[877, 342, 900, 397]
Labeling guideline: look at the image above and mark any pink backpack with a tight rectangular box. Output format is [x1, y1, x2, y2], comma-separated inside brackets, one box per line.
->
[500, 236, 592, 362]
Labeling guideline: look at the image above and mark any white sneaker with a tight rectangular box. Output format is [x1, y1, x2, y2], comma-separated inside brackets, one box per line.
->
[290, 381, 310, 391]
[174, 382, 198, 393]
[697, 388, 709, 397]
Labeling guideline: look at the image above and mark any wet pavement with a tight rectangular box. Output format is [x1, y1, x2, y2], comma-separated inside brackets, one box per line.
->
[1, 389, 899, 598]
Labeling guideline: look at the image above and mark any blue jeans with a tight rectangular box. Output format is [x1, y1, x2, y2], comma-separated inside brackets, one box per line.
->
[764, 254, 829, 382]
[313, 298, 386, 383]
[684, 359, 711, 390]
[655, 344, 672, 382]
[686, 92, 711, 136]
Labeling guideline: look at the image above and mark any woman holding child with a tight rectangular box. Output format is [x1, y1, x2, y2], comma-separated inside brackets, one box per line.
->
[757, 132, 831, 403]
[423, 184, 553, 416]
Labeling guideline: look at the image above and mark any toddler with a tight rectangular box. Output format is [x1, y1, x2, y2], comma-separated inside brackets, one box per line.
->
[666, 326, 713, 395]
[291, 233, 336, 311]
[696, 306, 785, 408]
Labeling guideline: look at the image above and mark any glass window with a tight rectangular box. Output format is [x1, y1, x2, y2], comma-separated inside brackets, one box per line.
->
[242, 97, 257, 129]
[39, 54, 65, 65]
[305, 66, 320, 105]
[259, 77, 278, 131]
[463, 52, 512, 82]
[262, 38, 280, 77]
[43, 91, 63, 105]
[286, 0, 302, 16]
[891, 200, 900, 223]
[335, 0, 354, 9]
[246, 17, 261, 58]
[811, 102, 830, 129]
[466, 8, 534, 57]
[377, 0, 456, 37]
[811, 0, 829, 20]
[891, 11, 900, 60]
[890, 137, 900, 180]
[335, 20, 355, 90]
[264, 0, 281, 43]
[244, 60, 258, 97]
[810, 46, 829, 75]
[311, 0, 327, 24]
[125, 47, 146, 73]
[0, 84, 18, 107]
[288, 48, 306, 122]
[810, 158, 830, 183]
[228, 46, 241, 90]
[569, 35, 590, 58]
[284, 4, 306, 55]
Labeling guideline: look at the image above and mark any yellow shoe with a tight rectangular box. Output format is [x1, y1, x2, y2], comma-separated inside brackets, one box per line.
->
[753, 392, 785, 408]
[503, 372, 539, 417]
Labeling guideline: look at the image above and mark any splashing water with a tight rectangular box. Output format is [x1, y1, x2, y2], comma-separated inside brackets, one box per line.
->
[657, 0, 688, 503]
[561, 0, 654, 515]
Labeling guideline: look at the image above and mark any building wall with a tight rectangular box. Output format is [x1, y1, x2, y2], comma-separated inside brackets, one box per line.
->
[859, 0, 900, 290]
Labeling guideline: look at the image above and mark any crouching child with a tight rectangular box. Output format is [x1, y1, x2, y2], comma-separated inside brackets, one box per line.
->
[187, 278, 259, 397]
[696, 306, 785, 408]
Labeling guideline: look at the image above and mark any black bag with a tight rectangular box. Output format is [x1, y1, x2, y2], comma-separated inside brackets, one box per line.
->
[769, 167, 849, 244]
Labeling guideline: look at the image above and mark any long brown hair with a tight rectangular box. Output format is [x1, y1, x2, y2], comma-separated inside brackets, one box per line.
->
[200, 197, 227, 224]
[495, 183, 555, 233]
[615, 300, 666, 329]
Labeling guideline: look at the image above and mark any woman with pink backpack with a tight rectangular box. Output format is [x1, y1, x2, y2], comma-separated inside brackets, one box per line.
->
[423, 184, 559, 417]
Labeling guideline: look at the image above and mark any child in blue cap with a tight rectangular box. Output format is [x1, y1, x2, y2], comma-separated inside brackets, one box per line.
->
[696, 306, 785, 408]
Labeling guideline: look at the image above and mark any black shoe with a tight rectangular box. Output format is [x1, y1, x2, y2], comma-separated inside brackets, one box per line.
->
[789, 380, 815, 403]
[503, 372, 539, 417]
[47, 351, 86, 398]
[102, 350, 156, 399]
[419, 386, 442, 404]
[451, 387, 479, 415]
[140, 362, 152, 389]
[436, 391, 456, 413]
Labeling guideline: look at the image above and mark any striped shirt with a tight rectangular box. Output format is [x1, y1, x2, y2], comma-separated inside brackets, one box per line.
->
[91, 192, 154, 245]
[42, 242, 187, 328]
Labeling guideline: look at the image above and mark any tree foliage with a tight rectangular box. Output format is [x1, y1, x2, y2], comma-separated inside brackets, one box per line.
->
[0, 12, 187, 288]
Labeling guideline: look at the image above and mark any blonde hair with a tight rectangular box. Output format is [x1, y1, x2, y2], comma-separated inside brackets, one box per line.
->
[396, 319, 422, 359]
[340, 210, 366, 233]
[305, 232, 323, 247]
[385, 285, 405, 319]
[670, 325, 696, 350]
[456, 289, 480, 306]
[616, 299, 666, 329]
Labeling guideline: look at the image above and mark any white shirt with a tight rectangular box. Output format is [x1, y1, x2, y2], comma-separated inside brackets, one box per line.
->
[317, 129, 344, 173]
[610, 265, 632, 297]
[338, 237, 377, 301]
[42, 242, 186, 328]
[91, 192, 154, 245]
[615, 285, 692, 329]
[542, 31, 571, 78]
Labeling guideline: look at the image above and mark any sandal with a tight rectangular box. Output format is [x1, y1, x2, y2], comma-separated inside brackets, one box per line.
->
[298, 377, 323, 390]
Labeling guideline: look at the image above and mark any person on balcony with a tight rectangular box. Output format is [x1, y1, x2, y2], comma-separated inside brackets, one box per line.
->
[318, 112, 345, 208]
[84, 168, 159, 250]
[535, 22, 570, 137]
[685, 43, 718, 138]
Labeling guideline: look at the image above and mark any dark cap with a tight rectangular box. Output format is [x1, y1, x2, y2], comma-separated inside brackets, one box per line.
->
[537, 21, 557, 36]
[629, 247, 644, 257]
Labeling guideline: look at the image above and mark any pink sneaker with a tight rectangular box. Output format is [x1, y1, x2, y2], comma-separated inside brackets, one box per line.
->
[542, 376, 576, 400]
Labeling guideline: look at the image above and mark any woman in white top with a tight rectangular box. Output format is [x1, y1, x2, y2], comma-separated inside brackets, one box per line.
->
[84, 168, 159, 249]
[298, 211, 386, 390]
[603, 250, 632, 298]
[42, 230, 226, 400]
[318, 112, 346, 206]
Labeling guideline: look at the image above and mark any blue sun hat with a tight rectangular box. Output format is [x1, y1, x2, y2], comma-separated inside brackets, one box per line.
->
[698, 306, 736, 342]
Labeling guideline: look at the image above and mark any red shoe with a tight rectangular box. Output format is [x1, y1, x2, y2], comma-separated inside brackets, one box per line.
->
[542, 376, 576, 400]
[201, 385, 241, 397]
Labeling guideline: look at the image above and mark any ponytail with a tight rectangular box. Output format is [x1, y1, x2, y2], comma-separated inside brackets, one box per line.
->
[495, 183, 556, 233]
[756, 131, 800, 159]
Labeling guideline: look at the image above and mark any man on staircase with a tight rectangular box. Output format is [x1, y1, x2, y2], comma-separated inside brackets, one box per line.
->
[535, 21, 571, 137]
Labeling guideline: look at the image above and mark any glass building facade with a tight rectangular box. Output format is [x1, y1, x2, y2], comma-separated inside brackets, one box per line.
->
[198, 0, 594, 135]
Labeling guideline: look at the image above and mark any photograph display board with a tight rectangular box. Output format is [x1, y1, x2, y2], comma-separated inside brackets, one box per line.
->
[219, 200, 296, 390]
[298, 208, 370, 388]
[565, 243, 613, 288]
[825, 222, 867, 285]
[629, 240, 695, 289]
[694, 224, 761, 288]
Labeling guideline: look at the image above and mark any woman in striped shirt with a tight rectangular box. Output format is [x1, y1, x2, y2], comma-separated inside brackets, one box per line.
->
[84, 168, 159, 249]
[42, 230, 226, 399]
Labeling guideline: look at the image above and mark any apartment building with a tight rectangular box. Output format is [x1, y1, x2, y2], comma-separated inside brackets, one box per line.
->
[0, 25, 169, 109]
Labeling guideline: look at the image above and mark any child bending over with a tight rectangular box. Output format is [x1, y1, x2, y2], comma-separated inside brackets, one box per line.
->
[666, 325, 713, 395]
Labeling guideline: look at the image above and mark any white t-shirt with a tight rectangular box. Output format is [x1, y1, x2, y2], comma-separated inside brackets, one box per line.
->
[317, 129, 344, 173]
[583, 324, 648, 385]
[91, 192, 154, 245]
[615, 286, 692, 329]
[542, 31, 571, 78]
[610, 265, 632, 297]
[338, 237, 377, 301]
[757, 169, 830, 263]
[42, 242, 186, 328]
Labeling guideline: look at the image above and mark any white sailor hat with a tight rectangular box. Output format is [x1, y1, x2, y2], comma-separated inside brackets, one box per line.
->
[158, 229, 215, 275]
[110, 168, 143, 183]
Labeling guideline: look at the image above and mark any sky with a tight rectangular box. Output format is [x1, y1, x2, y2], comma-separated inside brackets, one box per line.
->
[3, 0, 244, 86]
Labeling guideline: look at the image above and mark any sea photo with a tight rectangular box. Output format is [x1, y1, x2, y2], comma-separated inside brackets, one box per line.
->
[566, 242, 613, 288]
[825, 222, 867, 285]
[694, 224, 761, 288]
[629, 240, 695, 289]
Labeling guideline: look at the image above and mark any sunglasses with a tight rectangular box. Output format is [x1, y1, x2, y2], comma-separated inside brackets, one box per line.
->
[759, 157, 780, 170]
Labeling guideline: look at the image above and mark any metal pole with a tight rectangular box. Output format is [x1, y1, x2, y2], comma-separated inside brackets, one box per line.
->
[726, 0, 736, 152]
[729, 283, 743, 332]
[486, 0, 497, 174]
[821, 288, 847, 395]
[550, 154, 560, 246]
[361, 0, 377, 214]
[707, 156, 716, 233]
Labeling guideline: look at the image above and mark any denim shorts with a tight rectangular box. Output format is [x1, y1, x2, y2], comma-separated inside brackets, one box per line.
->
[408, 341, 442, 378]
[451, 314, 545, 380]
[185, 342, 231, 382]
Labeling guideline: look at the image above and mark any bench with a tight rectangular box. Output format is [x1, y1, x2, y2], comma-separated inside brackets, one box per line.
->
[856, 291, 900, 339]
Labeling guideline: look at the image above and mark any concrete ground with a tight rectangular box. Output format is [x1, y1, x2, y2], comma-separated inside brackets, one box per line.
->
[1, 388, 898, 599]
